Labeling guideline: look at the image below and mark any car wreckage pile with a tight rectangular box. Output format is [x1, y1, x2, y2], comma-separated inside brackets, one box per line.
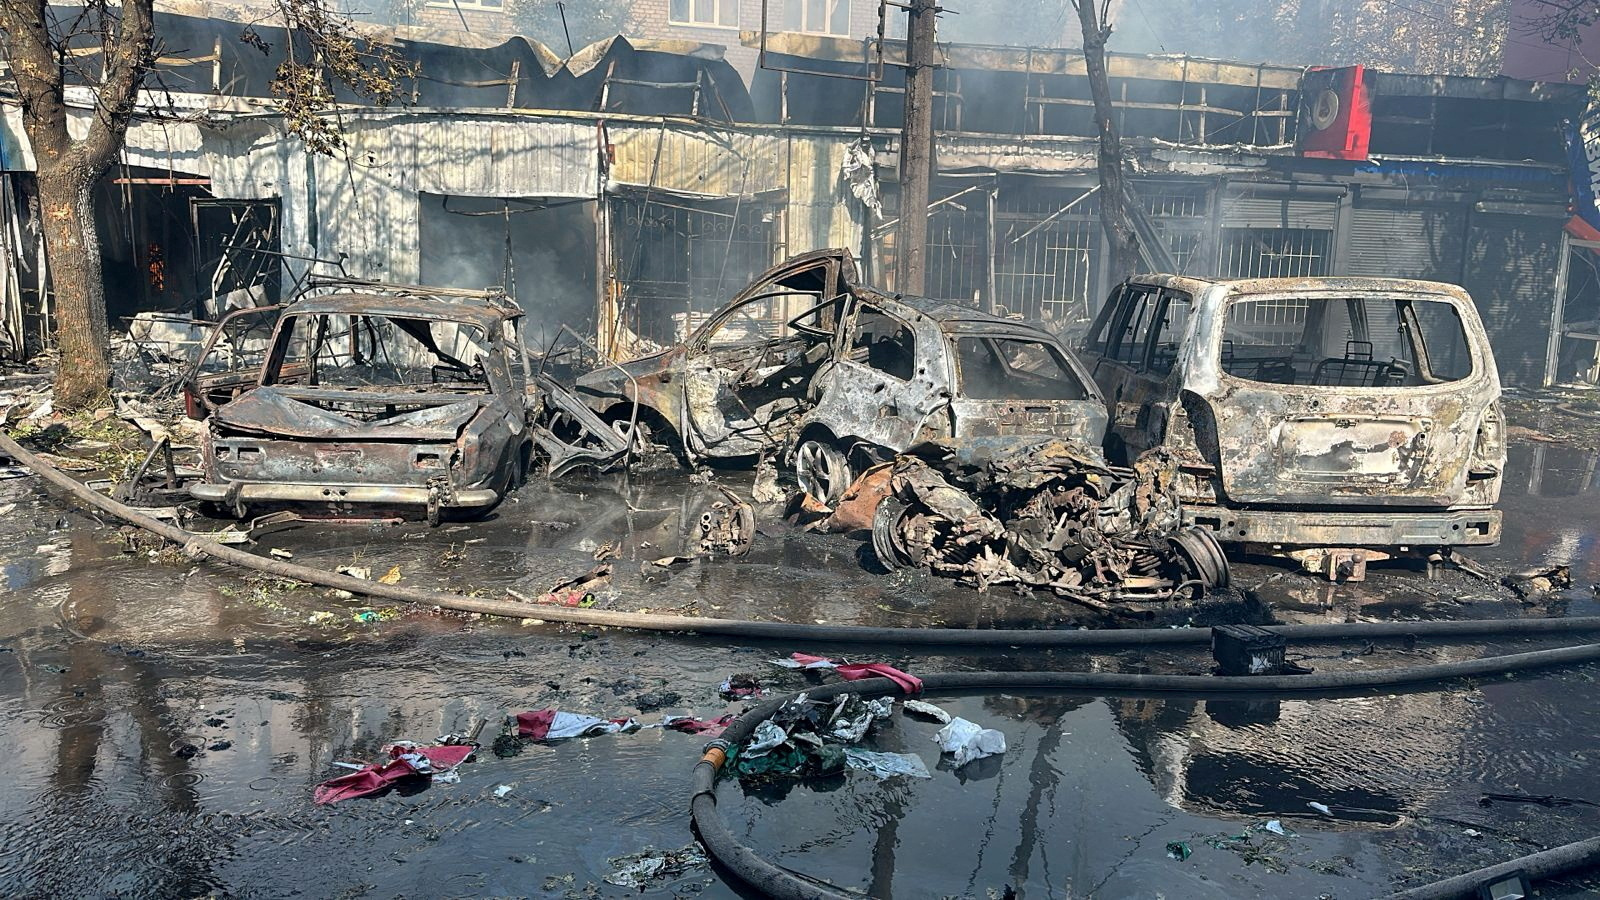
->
[862, 439, 1230, 611]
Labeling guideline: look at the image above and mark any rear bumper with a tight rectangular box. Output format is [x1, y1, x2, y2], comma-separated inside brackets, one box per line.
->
[1183, 505, 1501, 548]
[190, 481, 499, 508]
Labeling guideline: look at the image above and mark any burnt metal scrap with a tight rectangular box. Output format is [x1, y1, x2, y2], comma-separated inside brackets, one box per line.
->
[698, 485, 755, 557]
[870, 437, 1229, 611]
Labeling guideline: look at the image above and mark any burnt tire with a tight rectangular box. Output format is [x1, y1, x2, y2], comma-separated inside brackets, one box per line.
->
[872, 497, 914, 571]
[1170, 525, 1230, 591]
[795, 437, 853, 507]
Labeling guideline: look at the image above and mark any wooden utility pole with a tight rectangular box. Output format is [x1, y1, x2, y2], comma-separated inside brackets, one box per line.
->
[896, 0, 937, 295]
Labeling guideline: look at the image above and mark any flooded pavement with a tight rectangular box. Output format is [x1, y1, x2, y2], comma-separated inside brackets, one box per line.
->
[3, 422, 1600, 897]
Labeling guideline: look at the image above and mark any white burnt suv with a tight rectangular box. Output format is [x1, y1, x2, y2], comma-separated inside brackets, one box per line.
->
[1079, 274, 1505, 578]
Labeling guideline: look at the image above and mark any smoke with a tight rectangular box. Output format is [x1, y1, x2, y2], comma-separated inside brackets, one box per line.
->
[417, 193, 596, 353]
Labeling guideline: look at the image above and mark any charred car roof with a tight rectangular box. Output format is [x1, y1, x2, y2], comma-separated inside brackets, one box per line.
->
[855, 288, 1062, 335]
[1127, 273, 1474, 300]
[282, 290, 524, 329]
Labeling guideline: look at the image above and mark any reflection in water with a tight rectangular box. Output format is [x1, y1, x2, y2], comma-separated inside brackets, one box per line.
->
[0, 445, 1597, 895]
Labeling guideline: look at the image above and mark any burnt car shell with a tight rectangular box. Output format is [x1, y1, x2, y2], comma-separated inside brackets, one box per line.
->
[574, 250, 1107, 494]
[1081, 274, 1505, 559]
[187, 287, 535, 523]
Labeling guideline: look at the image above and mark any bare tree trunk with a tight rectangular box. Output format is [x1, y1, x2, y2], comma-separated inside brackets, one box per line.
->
[1074, 0, 1139, 283]
[37, 172, 112, 405]
[1, 0, 154, 409]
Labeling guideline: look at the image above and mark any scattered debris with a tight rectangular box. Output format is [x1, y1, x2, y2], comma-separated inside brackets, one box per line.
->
[934, 717, 1007, 768]
[1502, 565, 1572, 600]
[513, 709, 641, 741]
[727, 694, 899, 780]
[869, 439, 1229, 612]
[662, 715, 735, 736]
[718, 673, 763, 699]
[772, 652, 923, 693]
[843, 748, 931, 779]
[313, 742, 475, 804]
[902, 699, 952, 724]
[632, 689, 681, 712]
[604, 844, 709, 889]
[698, 486, 755, 556]
[510, 564, 612, 607]
[751, 456, 785, 503]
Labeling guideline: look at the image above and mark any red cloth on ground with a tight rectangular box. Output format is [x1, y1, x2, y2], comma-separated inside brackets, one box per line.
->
[313, 745, 475, 805]
[788, 652, 923, 694]
[515, 709, 558, 740]
[663, 715, 735, 736]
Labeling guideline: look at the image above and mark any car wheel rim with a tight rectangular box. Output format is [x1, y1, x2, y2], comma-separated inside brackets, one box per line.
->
[796, 440, 847, 505]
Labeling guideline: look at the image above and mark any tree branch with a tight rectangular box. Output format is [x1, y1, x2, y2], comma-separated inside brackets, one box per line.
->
[78, 0, 155, 172]
[0, 0, 72, 164]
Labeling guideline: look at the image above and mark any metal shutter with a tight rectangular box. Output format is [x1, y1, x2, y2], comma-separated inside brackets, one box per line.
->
[1219, 192, 1341, 231]
[1344, 203, 1466, 282]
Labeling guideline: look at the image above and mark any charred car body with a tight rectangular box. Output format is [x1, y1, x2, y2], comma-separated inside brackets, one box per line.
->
[576, 249, 1108, 503]
[185, 280, 625, 523]
[1080, 275, 1505, 578]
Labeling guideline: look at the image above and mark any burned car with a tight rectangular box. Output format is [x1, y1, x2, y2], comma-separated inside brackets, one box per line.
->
[1080, 275, 1505, 578]
[576, 249, 1107, 504]
[185, 280, 622, 524]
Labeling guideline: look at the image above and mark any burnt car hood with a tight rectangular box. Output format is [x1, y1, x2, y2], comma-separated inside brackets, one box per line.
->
[213, 387, 486, 441]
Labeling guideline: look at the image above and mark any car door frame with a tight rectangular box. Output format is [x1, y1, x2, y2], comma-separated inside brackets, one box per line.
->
[676, 255, 849, 456]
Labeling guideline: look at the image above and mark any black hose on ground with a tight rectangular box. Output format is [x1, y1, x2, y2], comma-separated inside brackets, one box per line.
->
[1387, 835, 1600, 899]
[691, 649, 1600, 900]
[4, 429, 1599, 648]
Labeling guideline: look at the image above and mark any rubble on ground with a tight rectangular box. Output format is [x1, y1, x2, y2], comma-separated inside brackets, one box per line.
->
[867, 438, 1230, 612]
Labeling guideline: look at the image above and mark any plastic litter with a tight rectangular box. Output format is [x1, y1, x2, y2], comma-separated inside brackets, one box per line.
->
[933, 717, 1007, 768]
[605, 844, 708, 889]
[1166, 841, 1192, 861]
[902, 699, 952, 724]
[1261, 820, 1288, 836]
[744, 721, 788, 757]
[1308, 801, 1333, 816]
[826, 696, 894, 743]
[493, 784, 513, 799]
[844, 748, 931, 779]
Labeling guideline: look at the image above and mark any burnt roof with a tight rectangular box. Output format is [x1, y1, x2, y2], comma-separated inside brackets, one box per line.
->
[284, 290, 522, 329]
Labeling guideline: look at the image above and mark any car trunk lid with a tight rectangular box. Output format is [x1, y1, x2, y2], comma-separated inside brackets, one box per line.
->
[1211, 386, 1473, 507]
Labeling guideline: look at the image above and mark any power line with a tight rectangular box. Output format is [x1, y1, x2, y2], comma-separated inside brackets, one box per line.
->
[1126, 0, 1167, 52]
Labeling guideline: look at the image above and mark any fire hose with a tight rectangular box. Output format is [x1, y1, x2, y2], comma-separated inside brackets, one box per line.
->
[5, 432, 1600, 898]
[5, 428, 1600, 648]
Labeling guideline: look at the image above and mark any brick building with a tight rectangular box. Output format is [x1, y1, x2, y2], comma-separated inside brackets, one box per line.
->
[628, 0, 887, 74]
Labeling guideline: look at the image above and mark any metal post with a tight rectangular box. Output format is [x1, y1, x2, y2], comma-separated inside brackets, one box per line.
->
[896, 0, 937, 296]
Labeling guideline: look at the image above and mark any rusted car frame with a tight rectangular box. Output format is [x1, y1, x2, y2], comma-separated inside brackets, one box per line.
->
[185, 280, 625, 523]
[1081, 274, 1505, 577]
[576, 249, 1108, 503]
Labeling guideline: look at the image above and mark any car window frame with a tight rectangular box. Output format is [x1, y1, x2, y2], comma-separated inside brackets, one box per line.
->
[846, 301, 918, 383]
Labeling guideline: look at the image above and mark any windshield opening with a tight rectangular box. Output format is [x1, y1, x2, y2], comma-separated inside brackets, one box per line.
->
[956, 337, 1089, 401]
[1221, 296, 1474, 387]
[267, 314, 494, 392]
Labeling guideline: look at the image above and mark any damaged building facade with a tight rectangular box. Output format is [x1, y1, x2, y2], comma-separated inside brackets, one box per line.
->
[0, 11, 1587, 387]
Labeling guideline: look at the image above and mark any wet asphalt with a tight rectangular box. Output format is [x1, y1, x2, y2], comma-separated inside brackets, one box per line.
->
[2, 398, 1600, 898]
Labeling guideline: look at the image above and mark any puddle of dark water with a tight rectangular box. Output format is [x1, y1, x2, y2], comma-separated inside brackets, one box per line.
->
[0, 427, 1598, 897]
